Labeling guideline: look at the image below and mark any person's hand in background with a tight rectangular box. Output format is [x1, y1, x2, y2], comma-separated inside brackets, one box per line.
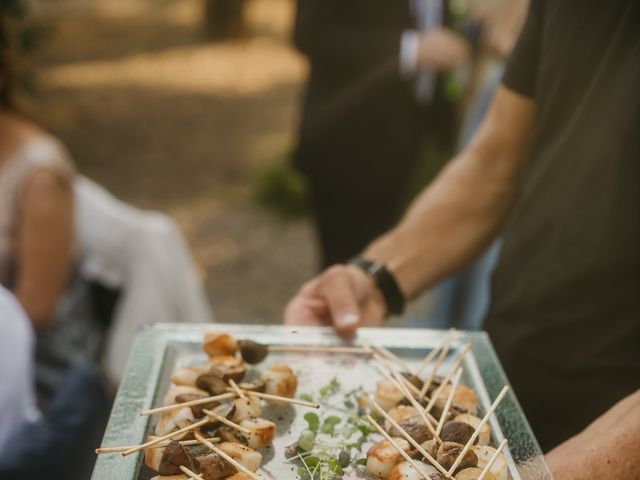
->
[416, 27, 470, 70]
[284, 264, 386, 337]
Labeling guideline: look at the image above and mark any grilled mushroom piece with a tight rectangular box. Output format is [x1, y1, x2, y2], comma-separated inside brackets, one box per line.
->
[401, 372, 424, 390]
[420, 438, 439, 460]
[195, 452, 237, 480]
[175, 393, 220, 418]
[209, 363, 246, 384]
[238, 340, 269, 365]
[440, 421, 476, 445]
[455, 414, 491, 445]
[436, 442, 478, 473]
[144, 440, 191, 475]
[196, 373, 228, 395]
[203, 331, 238, 357]
[217, 425, 249, 445]
[237, 379, 266, 393]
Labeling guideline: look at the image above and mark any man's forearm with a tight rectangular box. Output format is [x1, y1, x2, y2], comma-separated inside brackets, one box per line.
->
[363, 87, 534, 298]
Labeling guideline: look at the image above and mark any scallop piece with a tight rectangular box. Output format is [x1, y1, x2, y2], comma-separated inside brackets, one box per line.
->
[375, 379, 405, 411]
[455, 414, 491, 446]
[471, 445, 508, 480]
[436, 384, 478, 416]
[203, 331, 238, 357]
[260, 363, 298, 405]
[150, 475, 187, 480]
[420, 438, 439, 459]
[239, 418, 277, 449]
[226, 474, 254, 480]
[170, 367, 203, 387]
[218, 442, 262, 472]
[385, 406, 419, 431]
[155, 407, 195, 437]
[232, 396, 263, 422]
[455, 467, 497, 480]
[388, 460, 440, 480]
[144, 437, 163, 472]
[366, 438, 410, 479]
[164, 385, 208, 405]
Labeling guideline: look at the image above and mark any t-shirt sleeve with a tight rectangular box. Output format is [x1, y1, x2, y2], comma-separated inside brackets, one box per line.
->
[502, 0, 543, 98]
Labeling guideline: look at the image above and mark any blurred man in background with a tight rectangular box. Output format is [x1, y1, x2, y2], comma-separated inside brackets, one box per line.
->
[293, 0, 476, 268]
[286, 0, 640, 469]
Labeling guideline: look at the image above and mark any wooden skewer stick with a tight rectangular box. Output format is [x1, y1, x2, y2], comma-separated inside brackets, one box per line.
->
[180, 465, 205, 480]
[122, 417, 210, 456]
[371, 401, 451, 478]
[96, 437, 219, 454]
[477, 439, 508, 480]
[237, 389, 321, 409]
[268, 345, 372, 354]
[375, 357, 438, 425]
[416, 328, 456, 376]
[195, 433, 261, 480]
[139, 392, 237, 416]
[447, 385, 510, 476]
[203, 409, 251, 434]
[385, 361, 441, 442]
[372, 355, 425, 400]
[365, 415, 432, 480]
[372, 357, 438, 426]
[228, 379, 247, 401]
[425, 341, 473, 414]
[435, 368, 463, 437]
[419, 330, 456, 400]
[370, 344, 413, 373]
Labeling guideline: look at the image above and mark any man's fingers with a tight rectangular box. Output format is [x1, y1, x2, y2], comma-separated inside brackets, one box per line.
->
[318, 267, 362, 336]
[284, 291, 328, 327]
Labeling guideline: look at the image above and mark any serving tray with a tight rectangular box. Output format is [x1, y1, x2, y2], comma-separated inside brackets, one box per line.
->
[92, 323, 553, 480]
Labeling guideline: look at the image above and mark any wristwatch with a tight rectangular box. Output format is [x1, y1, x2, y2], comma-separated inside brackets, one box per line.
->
[349, 257, 406, 316]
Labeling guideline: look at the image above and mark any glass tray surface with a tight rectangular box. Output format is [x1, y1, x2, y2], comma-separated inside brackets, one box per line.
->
[92, 323, 553, 480]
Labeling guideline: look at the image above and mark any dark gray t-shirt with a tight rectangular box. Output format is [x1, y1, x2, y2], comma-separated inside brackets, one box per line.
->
[486, 0, 640, 450]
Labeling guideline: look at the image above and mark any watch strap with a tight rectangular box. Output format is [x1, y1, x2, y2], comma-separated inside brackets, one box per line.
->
[349, 257, 406, 316]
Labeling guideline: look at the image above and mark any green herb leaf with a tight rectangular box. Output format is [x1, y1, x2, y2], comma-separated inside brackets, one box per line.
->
[304, 412, 320, 433]
[321, 415, 341, 434]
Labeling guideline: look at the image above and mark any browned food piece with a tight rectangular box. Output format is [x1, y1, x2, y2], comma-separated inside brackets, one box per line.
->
[395, 416, 434, 444]
[401, 372, 424, 390]
[239, 418, 277, 449]
[420, 438, 439, 460]
[175, 393, 221, 418]
[440, 421, 476, 445]
[238, 340, 269, 365]
[203, 332, 238, 357]
[260, 363, 298, 405]
[226, 474, 254, 480]
[217, 425, 248, 445]
[209, 362, 246, 384]
[436, 442, 478, 473]
[158, 441, 191, 476]
[195, 452, 237, 479]
[237, 379, 266, 393]
[196, 373, 228, 395]
[217, 442, 262, 472]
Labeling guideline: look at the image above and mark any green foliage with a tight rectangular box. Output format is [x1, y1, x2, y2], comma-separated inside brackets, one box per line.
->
[253, 154, 309, 218]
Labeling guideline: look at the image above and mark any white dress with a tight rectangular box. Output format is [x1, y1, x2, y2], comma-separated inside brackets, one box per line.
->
[0, 135, 214, 385]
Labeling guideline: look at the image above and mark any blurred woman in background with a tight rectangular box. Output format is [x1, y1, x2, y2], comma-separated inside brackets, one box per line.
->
[0, 9, 213, 401]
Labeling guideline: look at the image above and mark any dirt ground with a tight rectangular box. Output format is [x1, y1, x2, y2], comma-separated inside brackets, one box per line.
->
[29, 0, 317, 324]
